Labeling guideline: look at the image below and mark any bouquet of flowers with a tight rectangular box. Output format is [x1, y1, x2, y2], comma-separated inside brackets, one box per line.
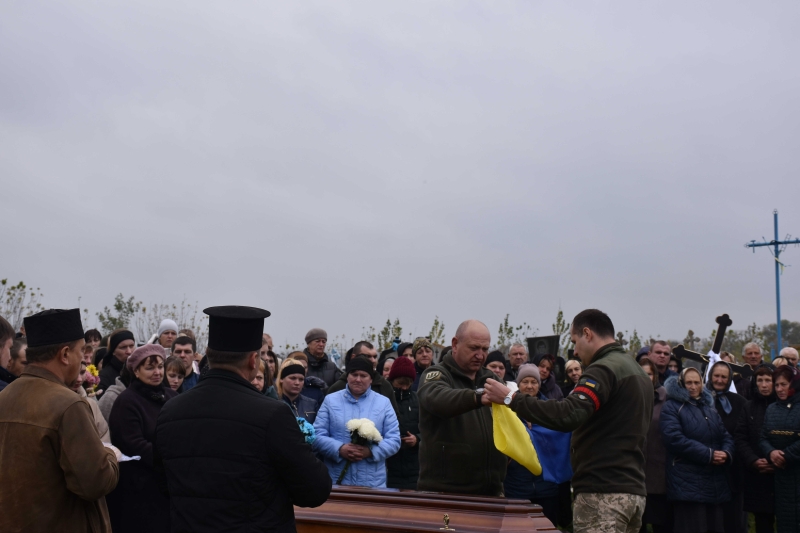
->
[336, 418, 383, 484]
[298, 417, 316, 445]
[84, 364, 101, 396]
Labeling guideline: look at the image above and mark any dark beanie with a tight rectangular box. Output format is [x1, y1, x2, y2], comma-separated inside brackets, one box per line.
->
[484, 350, 506, 367]
[388, 355, 416, 382]
[108, 330, 135, 358]
[346, 356, 375, 377]
[280, 364, 306, 380]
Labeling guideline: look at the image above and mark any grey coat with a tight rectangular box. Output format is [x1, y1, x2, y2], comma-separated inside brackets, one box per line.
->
[98, 377, 126, 422]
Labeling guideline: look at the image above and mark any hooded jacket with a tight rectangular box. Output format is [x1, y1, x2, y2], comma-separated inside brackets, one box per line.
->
[313, 386, 401, 488]
[660, 376, 734, 504]
[417, 353, 508, 496]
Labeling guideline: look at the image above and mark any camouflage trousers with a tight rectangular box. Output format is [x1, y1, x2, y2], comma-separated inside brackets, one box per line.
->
[573, 493, 646, 533]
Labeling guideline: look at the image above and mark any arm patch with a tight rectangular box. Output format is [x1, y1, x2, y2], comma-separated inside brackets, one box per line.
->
[424, 370, 441, 382]
[573, 386, 601, 410]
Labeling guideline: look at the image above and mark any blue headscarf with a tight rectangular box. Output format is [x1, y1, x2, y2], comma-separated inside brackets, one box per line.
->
[706, 361, 733, 414]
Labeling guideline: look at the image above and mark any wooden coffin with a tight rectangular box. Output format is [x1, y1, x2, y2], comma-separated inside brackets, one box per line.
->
[295, 486, 557, 533]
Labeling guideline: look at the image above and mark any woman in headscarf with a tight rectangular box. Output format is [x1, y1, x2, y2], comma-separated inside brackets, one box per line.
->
[561, 359, 583, 397]
[532, 353, 563, 400]
[503, 364, 572, 527]
[734, 364, 776, 533]
[706, 361, 747, 533]
[107, 344, 177, 533]
[638, 357, 671, 533]
[760, 365, 800, 533]
[410, 338, 434, 392]
[660, 368, 734, 533]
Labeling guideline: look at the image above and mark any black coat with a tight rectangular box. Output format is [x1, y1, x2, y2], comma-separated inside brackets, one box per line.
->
[98, 355, 123, 394]
[386, 388, 420, 489]
[734, 391, 776, 514]
[709, 389, 746, 492]
[760, 397, 800, 532]
[108, 379, 178, 533]
[304, 350, 342, 388]
[155, 369, 331, 533]
[281, 393, 320, 424]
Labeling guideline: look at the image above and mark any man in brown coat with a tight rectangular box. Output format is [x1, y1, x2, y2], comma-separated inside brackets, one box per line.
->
[0, 309, 120, 533]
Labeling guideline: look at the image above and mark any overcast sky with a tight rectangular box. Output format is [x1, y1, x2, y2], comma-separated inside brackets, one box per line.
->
[2, 1, 799, 349]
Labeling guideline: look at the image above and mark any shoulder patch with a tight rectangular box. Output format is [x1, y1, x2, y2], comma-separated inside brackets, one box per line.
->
[578, 377, 598, 390]
[424, 370, 441, 382]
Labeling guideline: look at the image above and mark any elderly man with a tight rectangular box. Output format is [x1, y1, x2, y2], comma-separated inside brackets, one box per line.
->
[733, 342, 765, 399]
[485, 309, 652, 533]
[505, 343, 529, 382]
[304, 328, 342, 388]
[0, 309, 120, 533]
[417, 319, 507, 496]
[779, 346, 798, 367]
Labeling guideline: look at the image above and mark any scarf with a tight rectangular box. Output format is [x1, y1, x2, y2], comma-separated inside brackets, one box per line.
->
[706, 361, 733, 414]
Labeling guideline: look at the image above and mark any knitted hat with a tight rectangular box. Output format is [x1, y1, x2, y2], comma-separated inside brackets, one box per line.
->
[108, 330, 135, 358]
[516, 363, 540, 385]
[412, 337, 432, 356]
[346, 355, 375, 377]
[280, 364, 306, 380]
[127, 344, 167, 372]
[484, 350, 506, 367]
[305, 328, 327, 344]
[158, 319, 179, 337]
[388, 355, 416, 382]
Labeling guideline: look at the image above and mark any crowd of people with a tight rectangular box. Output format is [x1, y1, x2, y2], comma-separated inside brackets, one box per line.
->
[0, 307, 798, 533]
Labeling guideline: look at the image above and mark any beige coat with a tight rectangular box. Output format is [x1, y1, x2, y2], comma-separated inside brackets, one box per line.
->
[0, 365, 119, 533]
[79, 386, 111, 443]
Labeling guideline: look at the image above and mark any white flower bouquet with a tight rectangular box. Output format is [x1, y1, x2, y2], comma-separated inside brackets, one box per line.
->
[337, 418, 383, 484]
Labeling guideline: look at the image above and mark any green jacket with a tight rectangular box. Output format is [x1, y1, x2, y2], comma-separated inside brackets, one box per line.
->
[510, 343, 653, 496]
[417, 354, 507, 496]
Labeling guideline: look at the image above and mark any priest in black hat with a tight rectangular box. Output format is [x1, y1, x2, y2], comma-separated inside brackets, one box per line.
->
[155, 306, 332, 533]
[0, 309, 121, 533]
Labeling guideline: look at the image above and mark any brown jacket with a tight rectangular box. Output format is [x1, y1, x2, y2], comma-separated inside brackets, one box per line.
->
[79, 386, 111, 443]
[0, 365, 119, 533]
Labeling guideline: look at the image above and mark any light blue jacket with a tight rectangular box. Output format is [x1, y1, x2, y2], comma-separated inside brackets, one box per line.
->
[313, 385, 401, 488]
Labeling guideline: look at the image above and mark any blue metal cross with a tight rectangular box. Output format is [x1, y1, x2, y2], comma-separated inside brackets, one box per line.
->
[745, 210, 800, 352]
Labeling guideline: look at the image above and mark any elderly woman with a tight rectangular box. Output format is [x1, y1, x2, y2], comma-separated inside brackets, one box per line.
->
[532, 353, 563, 400]
[313, 356, 400, 488]
[386, 356, 421, 489]
[561, 359, 583, 396]
[484, 351, 516, 391]
[735, 365, 776, 533]
[660, 368, 734, 533]
[411, 338, 435, 391]
[706, 361, 747, 533]
[502, 364, 572, 527]
[107, 344, 177, 533]
[277, 359, 319, 423]
[760, 365, 800, 533]
[639, 357, 671, 533]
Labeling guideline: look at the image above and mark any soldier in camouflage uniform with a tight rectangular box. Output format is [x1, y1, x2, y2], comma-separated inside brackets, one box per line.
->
[485, 309, 652, 533]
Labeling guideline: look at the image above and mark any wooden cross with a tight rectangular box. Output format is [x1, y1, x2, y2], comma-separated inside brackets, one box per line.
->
[711, 314, 733, 354]
[673, 313, 752, 379]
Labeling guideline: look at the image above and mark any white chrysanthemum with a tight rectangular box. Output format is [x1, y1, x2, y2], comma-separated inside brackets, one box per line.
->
[345, 418, 383, 443]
